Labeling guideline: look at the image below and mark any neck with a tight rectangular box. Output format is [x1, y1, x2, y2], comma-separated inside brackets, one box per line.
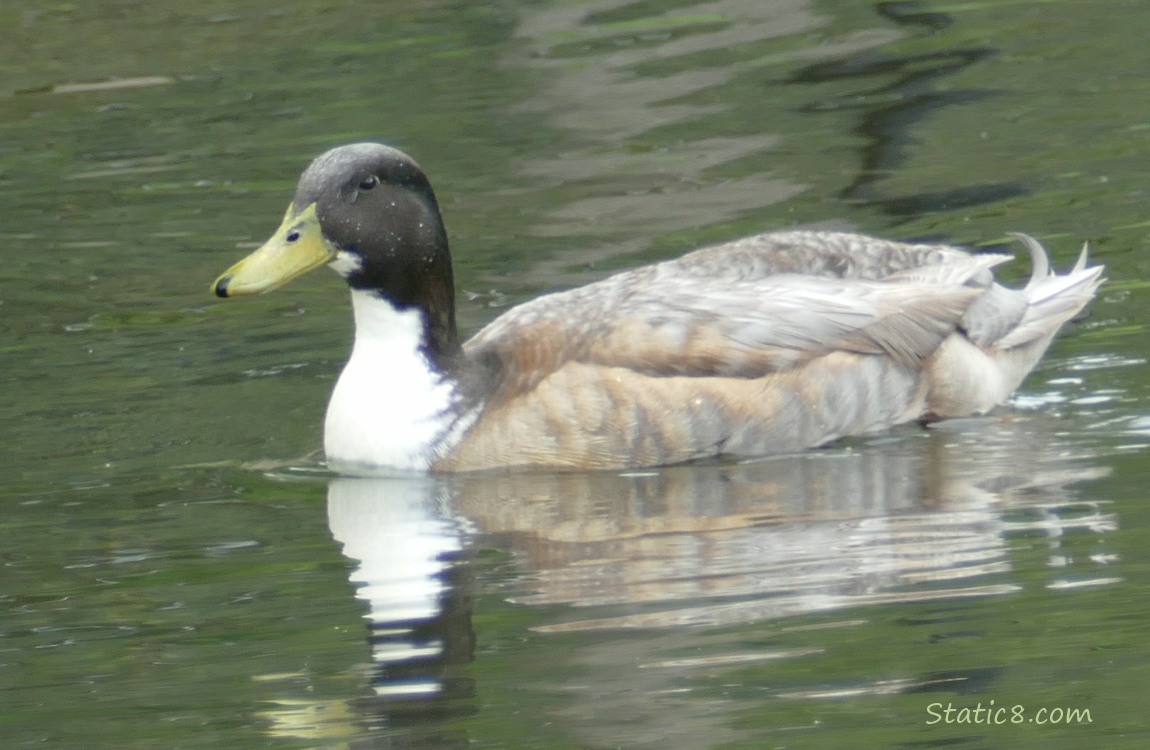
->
[348, 262, 462, 370]
[421, 283, 462, 370]
[324, 290, 466, 473]
[340, 225, 463, 369]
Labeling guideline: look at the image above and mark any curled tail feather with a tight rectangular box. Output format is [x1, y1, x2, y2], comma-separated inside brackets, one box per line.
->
[996, 234, 1105, 351]
[928, 234, 1104, 418]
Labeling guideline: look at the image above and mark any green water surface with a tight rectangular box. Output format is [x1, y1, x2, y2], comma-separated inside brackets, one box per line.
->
[2, 1, 1148, 748]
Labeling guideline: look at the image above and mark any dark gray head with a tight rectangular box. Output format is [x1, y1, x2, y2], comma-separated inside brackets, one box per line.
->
[295, 143, 452, 301]
[212, 142, 461, 361]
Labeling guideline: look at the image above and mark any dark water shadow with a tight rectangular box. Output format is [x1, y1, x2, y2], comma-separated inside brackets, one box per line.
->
[787, 4, 1028, 219]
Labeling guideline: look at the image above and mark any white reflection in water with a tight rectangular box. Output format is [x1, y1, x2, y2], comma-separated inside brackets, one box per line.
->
[328, 478, 463, 625]
[326, 477, 474, 704]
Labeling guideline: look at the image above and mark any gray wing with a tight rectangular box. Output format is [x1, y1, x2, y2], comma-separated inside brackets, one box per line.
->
[463, 231, 999, 402]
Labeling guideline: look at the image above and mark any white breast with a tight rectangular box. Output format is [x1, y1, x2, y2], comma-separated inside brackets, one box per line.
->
[324, 290, 461, 473]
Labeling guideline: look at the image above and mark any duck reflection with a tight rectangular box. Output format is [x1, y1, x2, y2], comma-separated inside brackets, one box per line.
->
[323, 416, 1113, 720]
[325, 476, 478, 741]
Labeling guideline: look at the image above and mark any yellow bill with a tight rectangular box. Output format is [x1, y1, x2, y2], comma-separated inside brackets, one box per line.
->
[212, 203, 333, 297]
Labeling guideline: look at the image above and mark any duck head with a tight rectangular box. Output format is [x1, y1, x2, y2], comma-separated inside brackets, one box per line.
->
[212, 143, 460, 358]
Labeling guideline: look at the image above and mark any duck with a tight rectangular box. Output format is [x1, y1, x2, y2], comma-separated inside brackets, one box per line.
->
[212, 142, 1105, 474]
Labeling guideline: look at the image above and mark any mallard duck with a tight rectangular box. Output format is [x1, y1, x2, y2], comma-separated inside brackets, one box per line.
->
[212, 143, 1104, 474]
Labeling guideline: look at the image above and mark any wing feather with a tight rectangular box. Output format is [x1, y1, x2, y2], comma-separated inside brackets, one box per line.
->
[464, 244, 983, 405]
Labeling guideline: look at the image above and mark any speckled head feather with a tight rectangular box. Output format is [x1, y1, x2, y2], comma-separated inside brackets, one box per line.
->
[296, 143, 460, 362]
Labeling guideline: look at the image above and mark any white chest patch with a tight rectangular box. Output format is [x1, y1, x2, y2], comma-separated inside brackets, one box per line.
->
[324, 290, 461, 473]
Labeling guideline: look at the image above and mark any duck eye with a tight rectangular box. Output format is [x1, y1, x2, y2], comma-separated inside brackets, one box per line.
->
[358, 175, 379, 191]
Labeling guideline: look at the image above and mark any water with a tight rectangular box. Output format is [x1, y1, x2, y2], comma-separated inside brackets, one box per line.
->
[3, 0, 1149, 747]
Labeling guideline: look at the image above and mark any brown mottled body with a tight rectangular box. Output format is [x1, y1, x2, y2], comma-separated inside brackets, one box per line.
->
[437, 354, 926, 471]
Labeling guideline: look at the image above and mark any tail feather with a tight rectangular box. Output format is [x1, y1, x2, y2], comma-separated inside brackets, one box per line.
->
[994, 236, 1105, 350]
[928, 235, 1104, 417]
[1010, 232, 1050, 288]
[1071, 241, 1091, 274]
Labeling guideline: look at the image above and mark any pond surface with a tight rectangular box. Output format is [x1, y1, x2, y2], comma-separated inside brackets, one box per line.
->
[3, 1, 1149, 748]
